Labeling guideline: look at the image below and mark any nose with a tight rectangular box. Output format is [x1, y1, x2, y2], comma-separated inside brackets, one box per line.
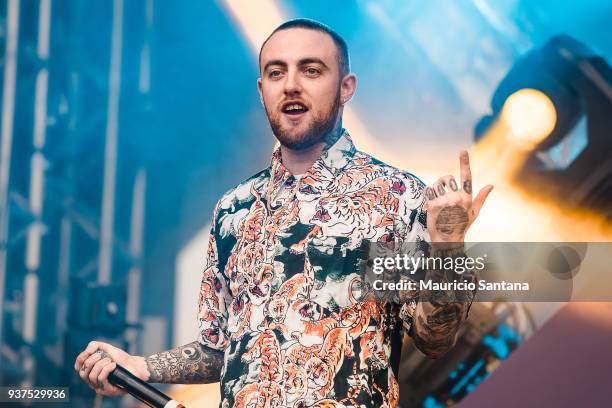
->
[284, 69, 302, 96]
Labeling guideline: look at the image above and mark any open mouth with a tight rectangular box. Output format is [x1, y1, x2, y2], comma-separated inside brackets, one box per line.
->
[251, 285, 266, 297]
[213, 277, 222, 291]
[203, 327, 219, 345]
[378, 232, 396, 249]
[313, 207, 331, 222]
[281, 101, 309, 116]
[233, 295, 245, 313]
[299, 184, 317, 195]
[299, 304, 314, 319]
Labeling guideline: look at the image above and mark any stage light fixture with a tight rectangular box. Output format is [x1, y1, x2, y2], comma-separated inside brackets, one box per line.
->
[501, 88, 557, 150]
[475, 35, 612, 217]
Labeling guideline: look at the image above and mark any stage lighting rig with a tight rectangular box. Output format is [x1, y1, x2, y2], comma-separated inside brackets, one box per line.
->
[475, 35, 612, 218]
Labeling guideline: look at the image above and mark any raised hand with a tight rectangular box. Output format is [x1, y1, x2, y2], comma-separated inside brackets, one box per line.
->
[424, 151, 493, 243]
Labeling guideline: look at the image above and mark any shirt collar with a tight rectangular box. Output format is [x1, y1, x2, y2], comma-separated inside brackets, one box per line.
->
[268, 128, 357, 187]
[266, 128, 357, 206]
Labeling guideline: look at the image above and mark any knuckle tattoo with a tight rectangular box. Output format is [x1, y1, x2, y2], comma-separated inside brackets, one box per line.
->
[425, 187, 436, 201]
[463, 180, 472, 194]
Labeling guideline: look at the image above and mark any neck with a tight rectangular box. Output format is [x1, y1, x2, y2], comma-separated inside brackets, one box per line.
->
[280, 142, 326, 175]
[279, 120, 343, 175]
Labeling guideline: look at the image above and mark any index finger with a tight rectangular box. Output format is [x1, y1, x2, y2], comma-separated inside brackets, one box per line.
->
[75, 352, 87, 371]
[460, 150, 472, 194]
[74, 341, 104, 370]
[75, 348, 96, 371]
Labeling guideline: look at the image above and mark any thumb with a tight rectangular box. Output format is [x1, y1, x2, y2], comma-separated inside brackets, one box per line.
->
[471, 184, 494, 219]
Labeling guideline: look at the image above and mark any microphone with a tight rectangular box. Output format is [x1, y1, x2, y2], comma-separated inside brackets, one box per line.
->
[108, 365, 186, 408]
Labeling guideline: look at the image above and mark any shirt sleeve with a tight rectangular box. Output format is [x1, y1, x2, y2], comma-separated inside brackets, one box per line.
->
[392, 171, 430, 333]
[198, 203, 232, 351]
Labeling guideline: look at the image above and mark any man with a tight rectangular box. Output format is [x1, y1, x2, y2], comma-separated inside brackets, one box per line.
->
[75, 19, 493, 407]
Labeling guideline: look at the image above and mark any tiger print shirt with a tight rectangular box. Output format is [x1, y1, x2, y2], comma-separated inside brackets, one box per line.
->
[198, 129, 433, 407]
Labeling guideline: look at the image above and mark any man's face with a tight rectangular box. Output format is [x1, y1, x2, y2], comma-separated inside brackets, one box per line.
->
[258, 28, 343, 150]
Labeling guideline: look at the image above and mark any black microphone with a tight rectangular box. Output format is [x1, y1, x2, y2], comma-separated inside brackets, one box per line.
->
[108, 364, 186, 408]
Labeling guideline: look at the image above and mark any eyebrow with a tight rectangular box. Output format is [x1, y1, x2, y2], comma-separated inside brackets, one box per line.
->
[297, 58, 328, 69]
[263, 59, 287, 72]
[263, 57, 329, 72]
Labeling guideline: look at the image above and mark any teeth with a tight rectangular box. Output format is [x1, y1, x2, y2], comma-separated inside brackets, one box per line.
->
[286, 104, 305, 111]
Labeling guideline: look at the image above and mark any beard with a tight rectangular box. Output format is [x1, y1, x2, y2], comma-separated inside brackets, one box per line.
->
[265, 87, 341, 150]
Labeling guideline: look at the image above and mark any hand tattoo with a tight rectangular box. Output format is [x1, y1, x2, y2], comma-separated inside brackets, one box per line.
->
[449, 178, 458, 191]
[436, 184, 446, 196]
[435, 205, 469, 236]
[463, 179, 472, 194]
[145, 341, 224, 384]
[425, 187, 436, 201]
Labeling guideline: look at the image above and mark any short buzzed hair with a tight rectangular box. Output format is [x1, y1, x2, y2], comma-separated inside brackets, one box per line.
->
[259, 18, 350, 77]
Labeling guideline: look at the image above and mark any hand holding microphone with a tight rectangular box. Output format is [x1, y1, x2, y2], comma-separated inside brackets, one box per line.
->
[74, 341, 186, 407]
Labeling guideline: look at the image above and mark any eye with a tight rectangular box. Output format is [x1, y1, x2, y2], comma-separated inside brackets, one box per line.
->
[305, 67, 320, 76]
[269, 69, 282, 79]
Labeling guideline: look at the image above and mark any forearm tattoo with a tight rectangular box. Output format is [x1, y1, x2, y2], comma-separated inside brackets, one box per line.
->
[145, 341, 224, 384]
[435, 205, 468, 236]
[412, 247, 475, 358]
[413, 301, 465, 358]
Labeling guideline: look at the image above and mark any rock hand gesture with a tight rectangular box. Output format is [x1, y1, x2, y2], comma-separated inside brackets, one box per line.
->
[424, 151, 494, 244]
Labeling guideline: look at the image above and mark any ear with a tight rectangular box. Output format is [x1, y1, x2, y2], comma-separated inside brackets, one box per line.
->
[340, 73, 357, 105]
[257, 78, 264, 105]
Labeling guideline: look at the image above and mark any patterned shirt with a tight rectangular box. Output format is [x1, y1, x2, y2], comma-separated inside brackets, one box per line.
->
[198, 130, 432, 407]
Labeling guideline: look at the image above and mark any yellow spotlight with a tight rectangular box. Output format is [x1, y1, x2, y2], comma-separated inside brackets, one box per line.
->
[501, 88, 557, 150]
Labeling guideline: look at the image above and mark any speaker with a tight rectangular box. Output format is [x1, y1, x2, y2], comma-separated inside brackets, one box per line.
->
[69, 279, 127, 334]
